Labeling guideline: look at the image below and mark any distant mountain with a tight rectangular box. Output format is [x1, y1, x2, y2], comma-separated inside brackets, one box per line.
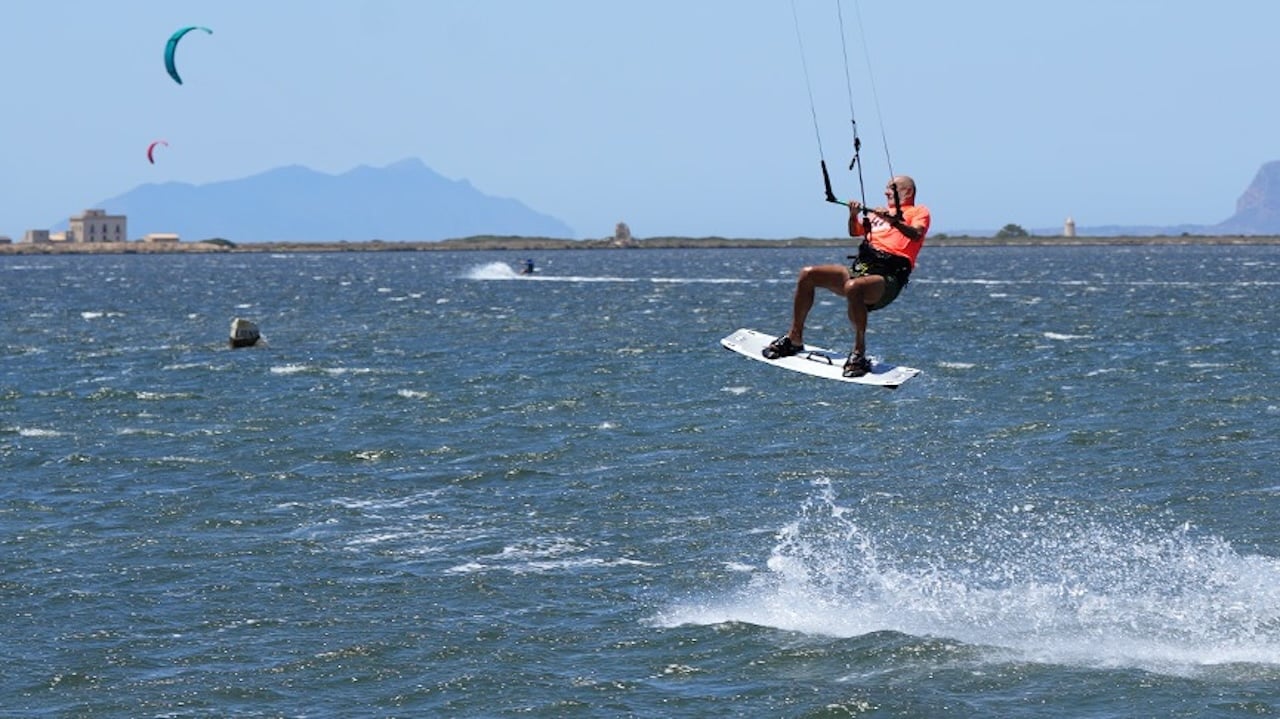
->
[1083, 160, 1280, 236]
[1031, 161, 1280, 237]
[1212, 160, 1280, 235]
[68, 158, 575, 242]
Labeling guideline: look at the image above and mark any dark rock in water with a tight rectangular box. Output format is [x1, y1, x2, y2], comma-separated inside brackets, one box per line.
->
[229, 317, 260, 348]
[1215, 161, 1280, 234]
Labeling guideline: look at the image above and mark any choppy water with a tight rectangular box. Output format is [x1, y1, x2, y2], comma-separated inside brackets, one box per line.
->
[2, 245, 1278, 717]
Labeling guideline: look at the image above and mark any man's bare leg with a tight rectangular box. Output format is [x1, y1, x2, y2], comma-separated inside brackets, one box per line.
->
[843, 274, 885, 356]
[786, 264, 851, 345]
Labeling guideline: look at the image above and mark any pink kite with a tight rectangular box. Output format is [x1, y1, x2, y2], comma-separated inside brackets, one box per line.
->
[147, 140, 169, 164]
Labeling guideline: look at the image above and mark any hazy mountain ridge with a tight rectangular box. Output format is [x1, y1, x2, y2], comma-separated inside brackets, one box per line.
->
[72, 158, 575, 242]
[1028, 161, 1280, 237]
[60, 159, 1280, 242]
[1215, 160, 1280, 234]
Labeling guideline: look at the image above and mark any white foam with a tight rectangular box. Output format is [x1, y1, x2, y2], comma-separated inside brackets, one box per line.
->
[463, 261, 770, 284]
[439, 536, 660, 576]
[116, 427, 168, 437]
[136, 391, 196, 401]
[15, 427, 64, 437]
[464, 262, 523, 280]
[270, 364, 309, 375]
[655, 486, 1280, 677]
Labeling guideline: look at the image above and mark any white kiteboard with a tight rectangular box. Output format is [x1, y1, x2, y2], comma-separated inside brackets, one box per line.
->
[720, 328, 921, 388]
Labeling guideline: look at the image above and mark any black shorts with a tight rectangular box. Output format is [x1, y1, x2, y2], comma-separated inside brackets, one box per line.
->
[850, 261, 903, 311]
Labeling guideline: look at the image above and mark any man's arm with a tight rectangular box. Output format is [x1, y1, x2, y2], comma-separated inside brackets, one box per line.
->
[847, 201, 866, 237]
[865, 207, 925, 242]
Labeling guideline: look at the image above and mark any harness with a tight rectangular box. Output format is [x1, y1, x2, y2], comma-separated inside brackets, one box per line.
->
[848, 241, 912, 288]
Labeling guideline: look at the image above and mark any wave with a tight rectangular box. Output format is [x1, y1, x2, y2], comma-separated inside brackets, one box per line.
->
[656, 482, 1280, 677]
[269, 364, 378, 376]
[6, 426, 66, 437]
[442, 536, 658, 575]
[461, 264, 1277, 288]
[463, 261, 759, 284]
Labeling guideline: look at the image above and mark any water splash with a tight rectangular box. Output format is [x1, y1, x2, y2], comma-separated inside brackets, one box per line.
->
[661, 482, 1280, 676]
[462, 261, 758, 284]
[464, 261, 524, 280]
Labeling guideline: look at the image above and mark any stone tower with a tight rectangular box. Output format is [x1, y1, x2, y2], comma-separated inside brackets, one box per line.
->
[1063, 216, 1076, 237]
[613, 222, 633, 247]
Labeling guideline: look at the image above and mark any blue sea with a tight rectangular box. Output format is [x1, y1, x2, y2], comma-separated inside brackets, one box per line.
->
[2, 245, 1278, 717]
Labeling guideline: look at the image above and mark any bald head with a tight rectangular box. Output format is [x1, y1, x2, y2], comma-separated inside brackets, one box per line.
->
[883, 176, 916, 208]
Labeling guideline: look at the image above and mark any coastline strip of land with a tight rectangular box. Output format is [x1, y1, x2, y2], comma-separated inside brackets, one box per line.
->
[1, 234, 1278, 255]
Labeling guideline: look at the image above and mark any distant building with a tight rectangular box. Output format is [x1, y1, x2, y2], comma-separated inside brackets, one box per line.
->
[68, 209, 126, 243]
[612, 221, 634, 247]
[1063, 216, 1076, 237]
[143, 232, 180, 243]
[22, 229, 51, 244]
[0, 236, 11, 245]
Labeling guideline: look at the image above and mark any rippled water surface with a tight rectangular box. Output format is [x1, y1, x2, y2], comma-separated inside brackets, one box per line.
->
[2, 245, 1278, 717]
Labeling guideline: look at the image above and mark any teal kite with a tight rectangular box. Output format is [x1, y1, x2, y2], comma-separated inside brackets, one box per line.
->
[165, 26, 212, 85]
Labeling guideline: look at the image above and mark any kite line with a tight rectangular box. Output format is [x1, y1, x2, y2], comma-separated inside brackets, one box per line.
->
[789, 0, 899, 222]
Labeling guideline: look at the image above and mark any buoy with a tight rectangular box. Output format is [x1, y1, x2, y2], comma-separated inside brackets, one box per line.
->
[229, 317, 260, 348]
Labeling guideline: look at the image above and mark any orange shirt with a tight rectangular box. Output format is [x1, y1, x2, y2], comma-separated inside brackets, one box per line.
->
[850, 204, 931, 268]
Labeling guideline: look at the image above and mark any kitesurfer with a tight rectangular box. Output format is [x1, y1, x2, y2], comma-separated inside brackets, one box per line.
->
[762, 175, 930, 377]
[520, 259, 535, 275]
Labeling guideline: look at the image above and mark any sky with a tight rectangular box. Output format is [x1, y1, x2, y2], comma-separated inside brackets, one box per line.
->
[2, 0, 1278, 240]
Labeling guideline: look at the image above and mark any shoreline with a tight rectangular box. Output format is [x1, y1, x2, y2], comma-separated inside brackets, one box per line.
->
[1, 234, 1278, 255]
